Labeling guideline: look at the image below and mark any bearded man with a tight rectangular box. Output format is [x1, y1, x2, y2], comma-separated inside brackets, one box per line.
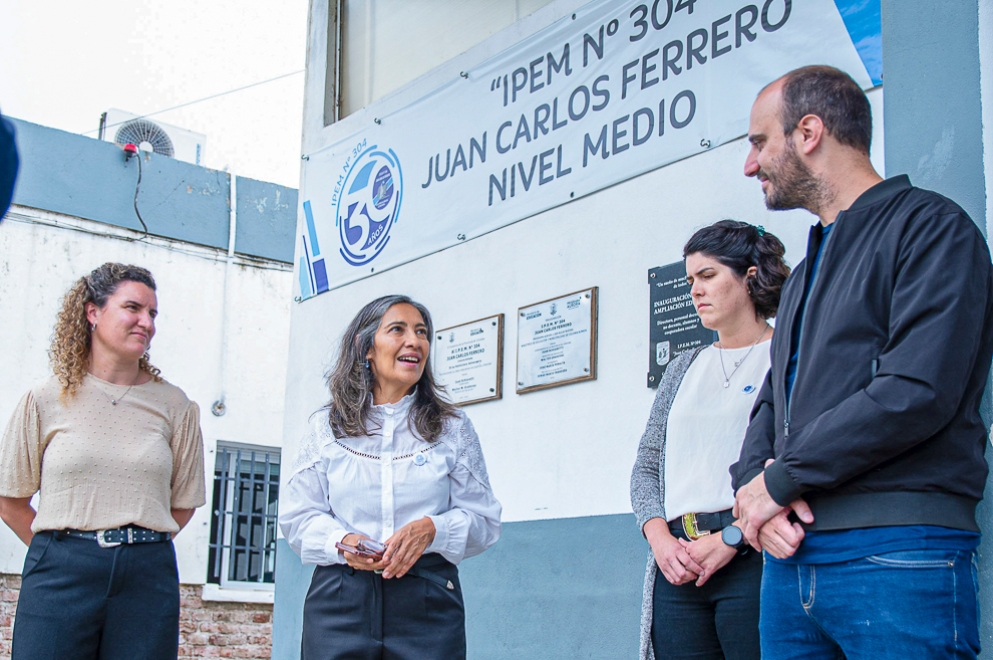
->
[731, 65, 993, 658]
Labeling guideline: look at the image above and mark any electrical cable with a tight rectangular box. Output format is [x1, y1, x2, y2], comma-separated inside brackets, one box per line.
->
[82, 70, 305, 135]
[132, 153, 149, 238]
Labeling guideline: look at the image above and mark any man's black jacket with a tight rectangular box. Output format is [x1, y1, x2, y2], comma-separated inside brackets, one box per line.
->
[0, 111, 17, 219]
[731, 175, 993, 532]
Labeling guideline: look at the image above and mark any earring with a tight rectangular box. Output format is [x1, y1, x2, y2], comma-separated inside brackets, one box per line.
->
[364, 360, 371, 369]
[91, 323, 96, 331]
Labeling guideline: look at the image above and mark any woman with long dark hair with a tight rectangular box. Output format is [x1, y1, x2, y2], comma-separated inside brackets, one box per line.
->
[280, 294, 502, 660]
[0, 262, 205, 659]
[631, 221, 790, 659]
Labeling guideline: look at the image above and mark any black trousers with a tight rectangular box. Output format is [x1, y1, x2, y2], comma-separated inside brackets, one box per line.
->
[651, 548, 762, 660]
[302, 553, 466, 660]
[12, 531, 180, 660]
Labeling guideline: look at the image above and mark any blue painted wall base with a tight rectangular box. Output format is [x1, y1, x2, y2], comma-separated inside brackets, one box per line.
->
[272, 513, 648, 659]
[273, 538, 313, 660]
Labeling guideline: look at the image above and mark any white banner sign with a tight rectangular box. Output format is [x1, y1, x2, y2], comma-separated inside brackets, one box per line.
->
[297, 0, 877, 298]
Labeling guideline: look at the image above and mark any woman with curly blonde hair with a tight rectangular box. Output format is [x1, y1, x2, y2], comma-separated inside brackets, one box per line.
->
[0, 262, 205, 660]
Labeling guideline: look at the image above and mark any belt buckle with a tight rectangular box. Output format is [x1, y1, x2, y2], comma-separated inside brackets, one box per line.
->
[681, 513, 711, 541]
[96, 530, 122, 548]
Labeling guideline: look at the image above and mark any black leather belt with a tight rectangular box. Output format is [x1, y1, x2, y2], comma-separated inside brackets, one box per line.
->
[669, 509, 736, 540]
[59, 526, 171, 548]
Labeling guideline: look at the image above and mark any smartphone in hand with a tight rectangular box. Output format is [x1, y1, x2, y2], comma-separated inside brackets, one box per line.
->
[335, 538, 387, 559]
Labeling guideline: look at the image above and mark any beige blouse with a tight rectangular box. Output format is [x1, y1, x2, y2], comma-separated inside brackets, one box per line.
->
[0, 374, 206, 534]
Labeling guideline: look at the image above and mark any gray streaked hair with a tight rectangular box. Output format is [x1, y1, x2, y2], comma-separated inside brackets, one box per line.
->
[325, 294, 456, 441]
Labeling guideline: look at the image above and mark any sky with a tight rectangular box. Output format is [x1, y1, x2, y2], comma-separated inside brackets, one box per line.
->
[0, 0, 309, 188]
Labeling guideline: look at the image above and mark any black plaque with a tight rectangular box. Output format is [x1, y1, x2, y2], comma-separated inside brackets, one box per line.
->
[647, 263, 716, 388]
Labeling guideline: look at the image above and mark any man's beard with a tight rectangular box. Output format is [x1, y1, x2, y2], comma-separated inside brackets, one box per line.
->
[762, 138, 825, 214]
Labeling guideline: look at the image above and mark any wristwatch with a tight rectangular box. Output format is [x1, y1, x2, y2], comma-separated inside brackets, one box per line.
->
[721, 524, 747, 552]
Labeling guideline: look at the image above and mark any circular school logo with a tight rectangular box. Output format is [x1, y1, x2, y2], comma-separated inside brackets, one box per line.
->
[336, 146, 403, 266]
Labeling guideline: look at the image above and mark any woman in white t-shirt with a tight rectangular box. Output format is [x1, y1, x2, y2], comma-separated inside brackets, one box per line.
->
[631, 221, 790, 660]
[0, 262, 205, 660]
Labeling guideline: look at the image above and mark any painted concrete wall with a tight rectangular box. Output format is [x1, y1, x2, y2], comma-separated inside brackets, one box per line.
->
[983, 0, 993, 246]
[273, 1, 897, 656]
[8, 118, 297, 263]
[978, 3, 993, 644]
[275, 513, 656, 659]
[880, 0, 991, 651]
[882, 2, 986, 225]
[459, 514, 646, 659]
[236, 176, 299, 263]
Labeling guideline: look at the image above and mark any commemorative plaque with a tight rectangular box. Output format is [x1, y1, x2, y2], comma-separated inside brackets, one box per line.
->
[648, 262, 716, 388]
[516, 287, 598, 394]
[433, 315, 503, 406]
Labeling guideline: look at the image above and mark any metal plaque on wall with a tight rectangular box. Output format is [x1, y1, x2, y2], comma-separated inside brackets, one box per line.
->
[648, 263, 715, 388]
[433, 314, 504, 406]
[517, 287, 598, 394]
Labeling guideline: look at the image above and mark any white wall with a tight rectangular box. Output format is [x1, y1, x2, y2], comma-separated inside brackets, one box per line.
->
[0, 207, 292, 593]
[287, 0, 885, 523]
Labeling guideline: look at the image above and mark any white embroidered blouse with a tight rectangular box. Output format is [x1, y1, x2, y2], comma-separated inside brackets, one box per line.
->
[279, 392, 502, 566]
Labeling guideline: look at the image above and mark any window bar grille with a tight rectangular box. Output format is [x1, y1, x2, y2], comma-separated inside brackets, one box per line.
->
[262, 451, 273, 580]
[230, 449, 244, 582]
[209, 444, 280, 586]
[245, 448, 256, 582]
[210, 446, 230, 583]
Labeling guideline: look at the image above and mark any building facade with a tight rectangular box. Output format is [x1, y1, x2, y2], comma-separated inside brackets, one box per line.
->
[0, 118, 297, 659]
[272, 0, 993, 657]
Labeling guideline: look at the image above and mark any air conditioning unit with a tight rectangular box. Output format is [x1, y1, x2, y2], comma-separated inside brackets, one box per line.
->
[100, 109, 206, 166]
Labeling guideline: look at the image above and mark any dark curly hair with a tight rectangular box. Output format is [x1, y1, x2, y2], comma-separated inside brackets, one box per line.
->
[683, 220, 790, 319]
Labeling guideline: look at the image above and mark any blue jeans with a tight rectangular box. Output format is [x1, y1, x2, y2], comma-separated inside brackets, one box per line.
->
[760, 549, 980, 659]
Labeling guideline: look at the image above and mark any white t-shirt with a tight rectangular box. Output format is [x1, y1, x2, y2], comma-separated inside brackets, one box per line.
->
[663, 341, 771, 521]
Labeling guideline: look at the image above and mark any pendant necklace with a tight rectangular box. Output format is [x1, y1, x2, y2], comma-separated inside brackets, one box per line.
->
[96, 371, 141, 406]
[717, 324, 769, 388]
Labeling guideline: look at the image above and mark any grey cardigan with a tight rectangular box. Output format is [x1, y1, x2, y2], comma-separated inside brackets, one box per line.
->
[629, 346, 705, 660]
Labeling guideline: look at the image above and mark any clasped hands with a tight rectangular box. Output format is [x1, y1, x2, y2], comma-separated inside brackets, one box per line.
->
[644, 518, 736, 588]
[340, 517, 436, 579]
[732, 459, 813, 558]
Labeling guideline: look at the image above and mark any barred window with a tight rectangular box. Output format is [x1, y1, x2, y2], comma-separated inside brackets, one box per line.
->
[207, 442, 280, 589]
